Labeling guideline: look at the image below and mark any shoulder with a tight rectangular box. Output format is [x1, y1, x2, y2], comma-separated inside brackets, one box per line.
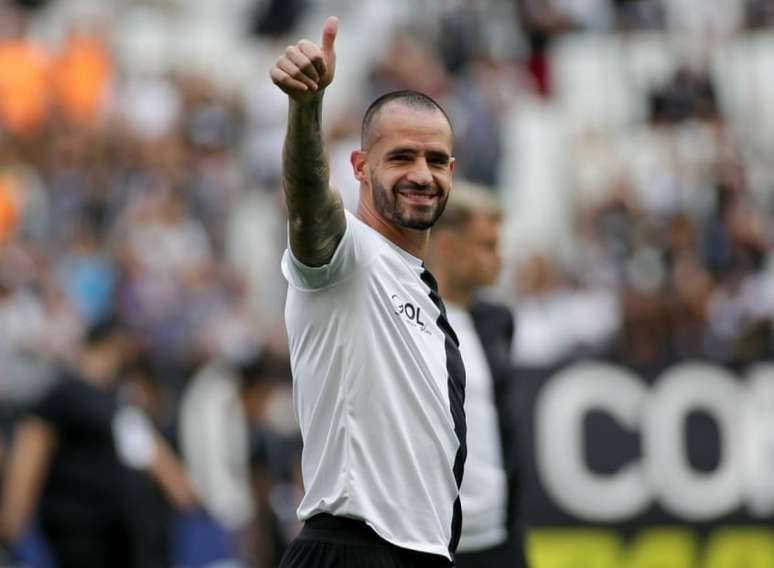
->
[470, 299, 513, 327]
[31, 371, 77, 423]
[32, 371, 112, 426]
[469, 299, 515, 345]
[37, 370, 80, 403]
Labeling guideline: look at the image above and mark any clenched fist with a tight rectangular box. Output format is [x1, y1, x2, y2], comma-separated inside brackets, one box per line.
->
[270, 16, 338, 103]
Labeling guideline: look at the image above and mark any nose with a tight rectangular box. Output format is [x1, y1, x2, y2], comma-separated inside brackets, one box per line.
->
[405, 158, 433, 187]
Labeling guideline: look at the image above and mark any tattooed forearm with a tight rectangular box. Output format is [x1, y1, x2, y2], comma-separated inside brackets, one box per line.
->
[283, 95, 346, 267]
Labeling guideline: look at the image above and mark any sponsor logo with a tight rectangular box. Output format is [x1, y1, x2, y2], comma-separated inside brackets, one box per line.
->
[391, 294, 432, 335]
[535, 362, 774, 522]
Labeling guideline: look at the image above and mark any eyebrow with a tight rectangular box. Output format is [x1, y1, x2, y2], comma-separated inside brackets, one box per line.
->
[386, 147, 417, 157]
[385, 147, 452, 163]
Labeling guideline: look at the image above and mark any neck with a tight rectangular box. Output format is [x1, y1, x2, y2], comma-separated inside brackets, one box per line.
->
[357, 202, 429, 260]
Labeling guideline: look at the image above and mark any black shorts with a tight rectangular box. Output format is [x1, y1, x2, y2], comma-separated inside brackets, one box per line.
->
[278, 514, 453, 568]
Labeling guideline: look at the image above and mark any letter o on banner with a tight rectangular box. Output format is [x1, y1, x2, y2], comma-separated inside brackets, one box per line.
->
[536, 362, 650, 521]
[644, 362, 742, 520]
[741, 364, 774, 518]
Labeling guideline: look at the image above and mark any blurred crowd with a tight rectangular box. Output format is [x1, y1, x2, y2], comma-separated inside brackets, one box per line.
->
[506, 0, 774, 370]
[0, 0, 772, 566]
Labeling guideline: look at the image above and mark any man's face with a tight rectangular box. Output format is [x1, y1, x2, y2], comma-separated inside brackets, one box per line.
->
[355, 103, 454, 230]
[453, 213, 503, 289]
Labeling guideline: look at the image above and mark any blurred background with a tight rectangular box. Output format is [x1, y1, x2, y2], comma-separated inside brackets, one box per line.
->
[0, 0, 772, 566]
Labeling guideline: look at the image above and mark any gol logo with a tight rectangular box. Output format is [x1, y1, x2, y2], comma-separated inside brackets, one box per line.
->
[391, 294, 430, 334]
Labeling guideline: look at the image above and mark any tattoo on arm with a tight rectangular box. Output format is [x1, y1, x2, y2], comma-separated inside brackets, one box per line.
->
[283, 95, 346, 267]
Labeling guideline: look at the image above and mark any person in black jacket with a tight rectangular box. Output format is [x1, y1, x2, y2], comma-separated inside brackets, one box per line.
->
[428, 182, 528, 568]
[0, 317, 196, 568]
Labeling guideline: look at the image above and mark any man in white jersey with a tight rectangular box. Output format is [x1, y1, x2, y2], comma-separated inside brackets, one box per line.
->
[270, 16, 466, 568]
[428, 183, 529, 567]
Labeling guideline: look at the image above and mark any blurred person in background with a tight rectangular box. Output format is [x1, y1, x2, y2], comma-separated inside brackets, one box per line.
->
[428, 183, 529, 568]
[52, 27, 112, 128]
[235, 353, 301, 568]
[515, 0, 574, 95]
[0, 3, 50, 137]
[0, 1, 113, 138]
[178, 350, 257, 565]
[746, 0, 774, 27]
[121, 353, 190, 565]
[613, 0, 665, 30]
[0, 316, 197, 568]
[0, 245, 73, 415]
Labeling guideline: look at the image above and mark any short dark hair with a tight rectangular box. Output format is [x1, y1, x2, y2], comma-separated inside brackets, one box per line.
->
[361, 90, 452, 150]
[433, 181, 503, 233]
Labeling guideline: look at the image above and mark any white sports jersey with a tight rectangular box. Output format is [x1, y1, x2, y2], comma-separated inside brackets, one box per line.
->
[446, 305, 508, 552]
[281, 210, 466, 560]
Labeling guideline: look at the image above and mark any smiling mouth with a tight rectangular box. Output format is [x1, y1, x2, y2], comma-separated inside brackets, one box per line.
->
[397, 190, 438, 206]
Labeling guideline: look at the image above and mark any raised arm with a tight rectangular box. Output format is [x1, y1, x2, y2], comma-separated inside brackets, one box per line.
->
[270, 16, 346, 267]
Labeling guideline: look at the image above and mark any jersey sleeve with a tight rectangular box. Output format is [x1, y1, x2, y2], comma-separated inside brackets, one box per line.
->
[281, 210, 372, 291]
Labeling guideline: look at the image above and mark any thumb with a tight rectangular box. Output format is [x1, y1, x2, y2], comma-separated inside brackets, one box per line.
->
[321, 16, 338, 55]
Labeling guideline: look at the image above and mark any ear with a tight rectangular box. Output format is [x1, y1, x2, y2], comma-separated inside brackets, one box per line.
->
[449, 156, 456, 175]
[351, 150, 368, 183]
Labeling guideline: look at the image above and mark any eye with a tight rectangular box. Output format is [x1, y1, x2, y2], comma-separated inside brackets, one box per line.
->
[427, 153, 450, 166]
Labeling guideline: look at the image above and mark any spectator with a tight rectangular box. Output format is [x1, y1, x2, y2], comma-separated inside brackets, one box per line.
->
[52, 30, 113, 127]
[746, 0, 774, 28]
[0, 5, 50, 135]
[236, 353, 300, 567]
[0, 317, 196, 568]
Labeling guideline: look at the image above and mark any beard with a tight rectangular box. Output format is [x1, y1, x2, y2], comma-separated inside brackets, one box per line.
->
[371, 175, 448, 230]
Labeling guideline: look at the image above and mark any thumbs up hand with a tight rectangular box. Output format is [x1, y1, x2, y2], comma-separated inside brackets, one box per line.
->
[270, 16, 338, 103]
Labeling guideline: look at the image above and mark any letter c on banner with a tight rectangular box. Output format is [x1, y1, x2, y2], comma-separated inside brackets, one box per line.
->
[536, 362, 650, 521]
